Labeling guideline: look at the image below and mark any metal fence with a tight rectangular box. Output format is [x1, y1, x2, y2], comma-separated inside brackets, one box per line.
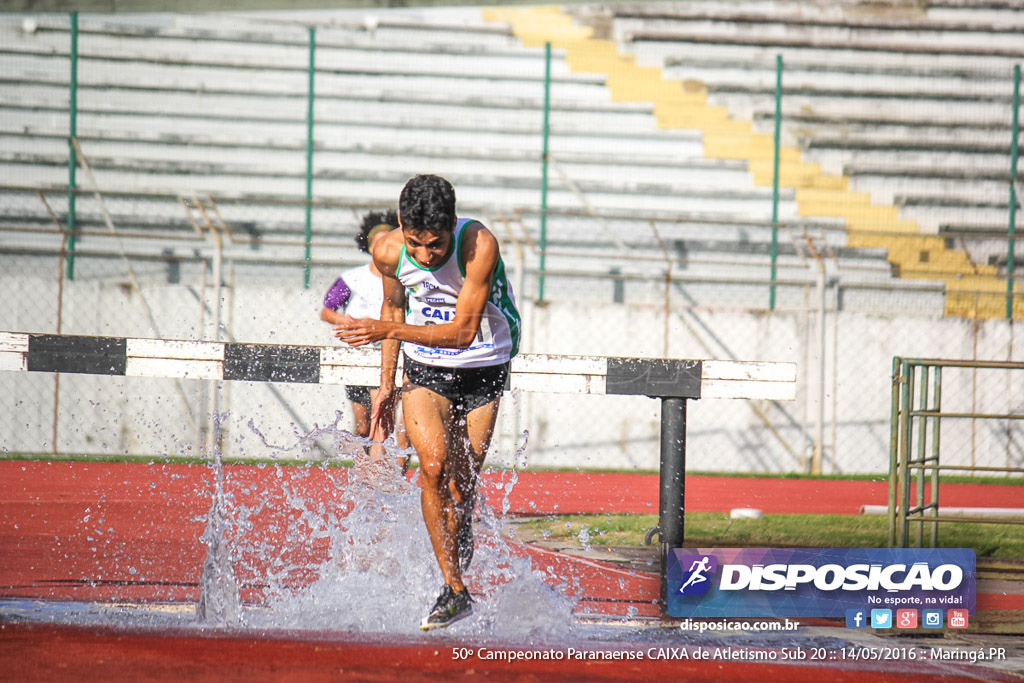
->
[889, 357, 1024, 548]
[1, 9, 1023, 476]
[6, 203, 1024, 478]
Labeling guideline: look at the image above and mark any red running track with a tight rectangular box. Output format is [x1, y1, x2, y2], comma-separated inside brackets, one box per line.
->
[2, 461, 1022, 605]
[492, 470, 1024, 515]
[7, 461, 1022, 516]
[2, 621, 1018, 683]
[1, 461, 1021, 682]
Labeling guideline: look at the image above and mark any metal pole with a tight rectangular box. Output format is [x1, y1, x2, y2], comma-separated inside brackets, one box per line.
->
[812, 253, 825, 474]
[538, 41, 551, 302]
[769, 54, 782, 310]
[303, 27, 316, 289]
[66, 12, 78, 281]
[52, 219, 69, 455]
[210, 225, 223, 455]
[1008, 64, 1020, 319]
[914, 365, 930, 548]
[659, 397, 687, 613]
[929, 366, 942, 547]
[887, 357, 902, 547]
[898, 361, 914, 547]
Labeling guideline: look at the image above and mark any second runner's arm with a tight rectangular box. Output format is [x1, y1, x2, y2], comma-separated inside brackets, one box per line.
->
[368, 244, 405, 442]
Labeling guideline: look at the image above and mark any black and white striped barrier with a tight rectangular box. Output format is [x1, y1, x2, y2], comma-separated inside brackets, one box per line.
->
[0, 332, 795, 401]
[1, 331, 796, 611]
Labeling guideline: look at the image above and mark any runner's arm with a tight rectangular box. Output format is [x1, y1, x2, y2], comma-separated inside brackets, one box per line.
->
[334, 225, 497, 349]
[320, 277, 352, 325]
[376, 268, 405, 391]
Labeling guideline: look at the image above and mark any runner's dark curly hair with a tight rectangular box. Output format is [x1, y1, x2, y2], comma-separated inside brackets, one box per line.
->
[398, 175, 456, 234]
[355, 209, 399, 254]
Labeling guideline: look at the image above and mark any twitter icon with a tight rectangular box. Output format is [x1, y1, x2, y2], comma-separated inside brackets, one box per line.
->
[871, 609, 893, 629]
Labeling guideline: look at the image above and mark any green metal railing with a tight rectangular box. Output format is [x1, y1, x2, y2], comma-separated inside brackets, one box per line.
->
[303, 27, 317, 290]
[888, 357, 1024, 549]
[46, 16, 1024, 304]
[1007, 64, 1021, 319]
[538, 41, 552, 303]
[66, 12, 78, 281]
[769, 54, 782, 311]
[764, 58, 1022, 318]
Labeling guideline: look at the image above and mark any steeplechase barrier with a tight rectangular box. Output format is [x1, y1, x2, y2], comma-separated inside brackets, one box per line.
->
[0, 331, 796, 611]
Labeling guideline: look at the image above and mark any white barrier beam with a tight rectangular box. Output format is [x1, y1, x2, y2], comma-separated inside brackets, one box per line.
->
[0, 332, 797, 401]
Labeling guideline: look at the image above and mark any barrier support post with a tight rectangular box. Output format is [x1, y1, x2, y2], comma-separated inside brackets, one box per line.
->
[659, 397, 687, 612]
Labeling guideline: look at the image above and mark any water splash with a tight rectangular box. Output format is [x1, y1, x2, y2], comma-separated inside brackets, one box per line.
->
[241, 425, 577, 641]
[12, 414, 577, 640]
[577, 525, 593, 552]
[197, 412, 240, 627]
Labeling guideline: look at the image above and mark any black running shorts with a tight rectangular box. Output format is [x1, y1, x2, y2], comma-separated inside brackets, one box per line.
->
[345, 385, 372, 407]
[402, 356, 510, 413]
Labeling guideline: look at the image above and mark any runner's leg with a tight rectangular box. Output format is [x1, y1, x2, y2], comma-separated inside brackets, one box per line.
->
[449, 397, 501, 518]
[350, 400, 370, 438]
[448, 395, 501, 574]
[402, 384, 463, 590]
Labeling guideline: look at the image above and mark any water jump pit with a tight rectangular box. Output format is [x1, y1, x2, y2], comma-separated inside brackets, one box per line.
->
[2, 431, 1023, 682]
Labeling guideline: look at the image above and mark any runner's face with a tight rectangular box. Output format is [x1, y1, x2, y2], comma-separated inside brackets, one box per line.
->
[403, 228, 452, 269]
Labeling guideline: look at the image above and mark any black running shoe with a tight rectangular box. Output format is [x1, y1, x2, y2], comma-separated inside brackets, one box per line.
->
[457, 518, 474, 572]
[420, 585, 473, 631]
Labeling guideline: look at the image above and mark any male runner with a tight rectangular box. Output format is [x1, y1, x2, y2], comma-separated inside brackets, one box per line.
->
[334, 174, 521, 630]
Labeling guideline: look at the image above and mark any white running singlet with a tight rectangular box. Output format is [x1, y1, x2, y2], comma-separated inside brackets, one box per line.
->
[338, 264, 382, 321]
[398, 218, 521, 368]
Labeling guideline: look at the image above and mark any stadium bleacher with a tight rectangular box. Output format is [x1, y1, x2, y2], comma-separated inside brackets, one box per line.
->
[1, 2, 1020, 315]
[558, 0, 1023, 317]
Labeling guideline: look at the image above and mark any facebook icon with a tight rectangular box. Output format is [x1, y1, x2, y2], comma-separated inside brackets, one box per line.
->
[845, 609, 867, 629]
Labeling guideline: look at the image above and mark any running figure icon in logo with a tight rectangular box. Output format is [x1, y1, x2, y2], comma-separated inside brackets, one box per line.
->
[678, 554, 718, 595]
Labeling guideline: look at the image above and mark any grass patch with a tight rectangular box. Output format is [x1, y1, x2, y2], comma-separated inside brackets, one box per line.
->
[518, 512, 1024, 559]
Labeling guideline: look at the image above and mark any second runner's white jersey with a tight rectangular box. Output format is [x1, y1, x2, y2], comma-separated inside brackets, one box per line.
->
[398, 218, 521, 368]
[339, 264, 382, 321]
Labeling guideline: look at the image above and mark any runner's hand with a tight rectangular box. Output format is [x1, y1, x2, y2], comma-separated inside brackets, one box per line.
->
[334, 315, 387, 347]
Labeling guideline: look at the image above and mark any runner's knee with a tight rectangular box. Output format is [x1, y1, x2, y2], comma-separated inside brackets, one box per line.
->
[418, 455, 447, 487]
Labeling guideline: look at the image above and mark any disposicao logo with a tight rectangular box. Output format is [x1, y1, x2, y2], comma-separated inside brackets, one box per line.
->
[667, 548, 975, 619]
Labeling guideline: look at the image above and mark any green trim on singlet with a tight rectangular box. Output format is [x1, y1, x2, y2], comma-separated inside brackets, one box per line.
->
[455, 219, 478, 278]
[456, 218, 520, 356]
[490, 255, 522, 358]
